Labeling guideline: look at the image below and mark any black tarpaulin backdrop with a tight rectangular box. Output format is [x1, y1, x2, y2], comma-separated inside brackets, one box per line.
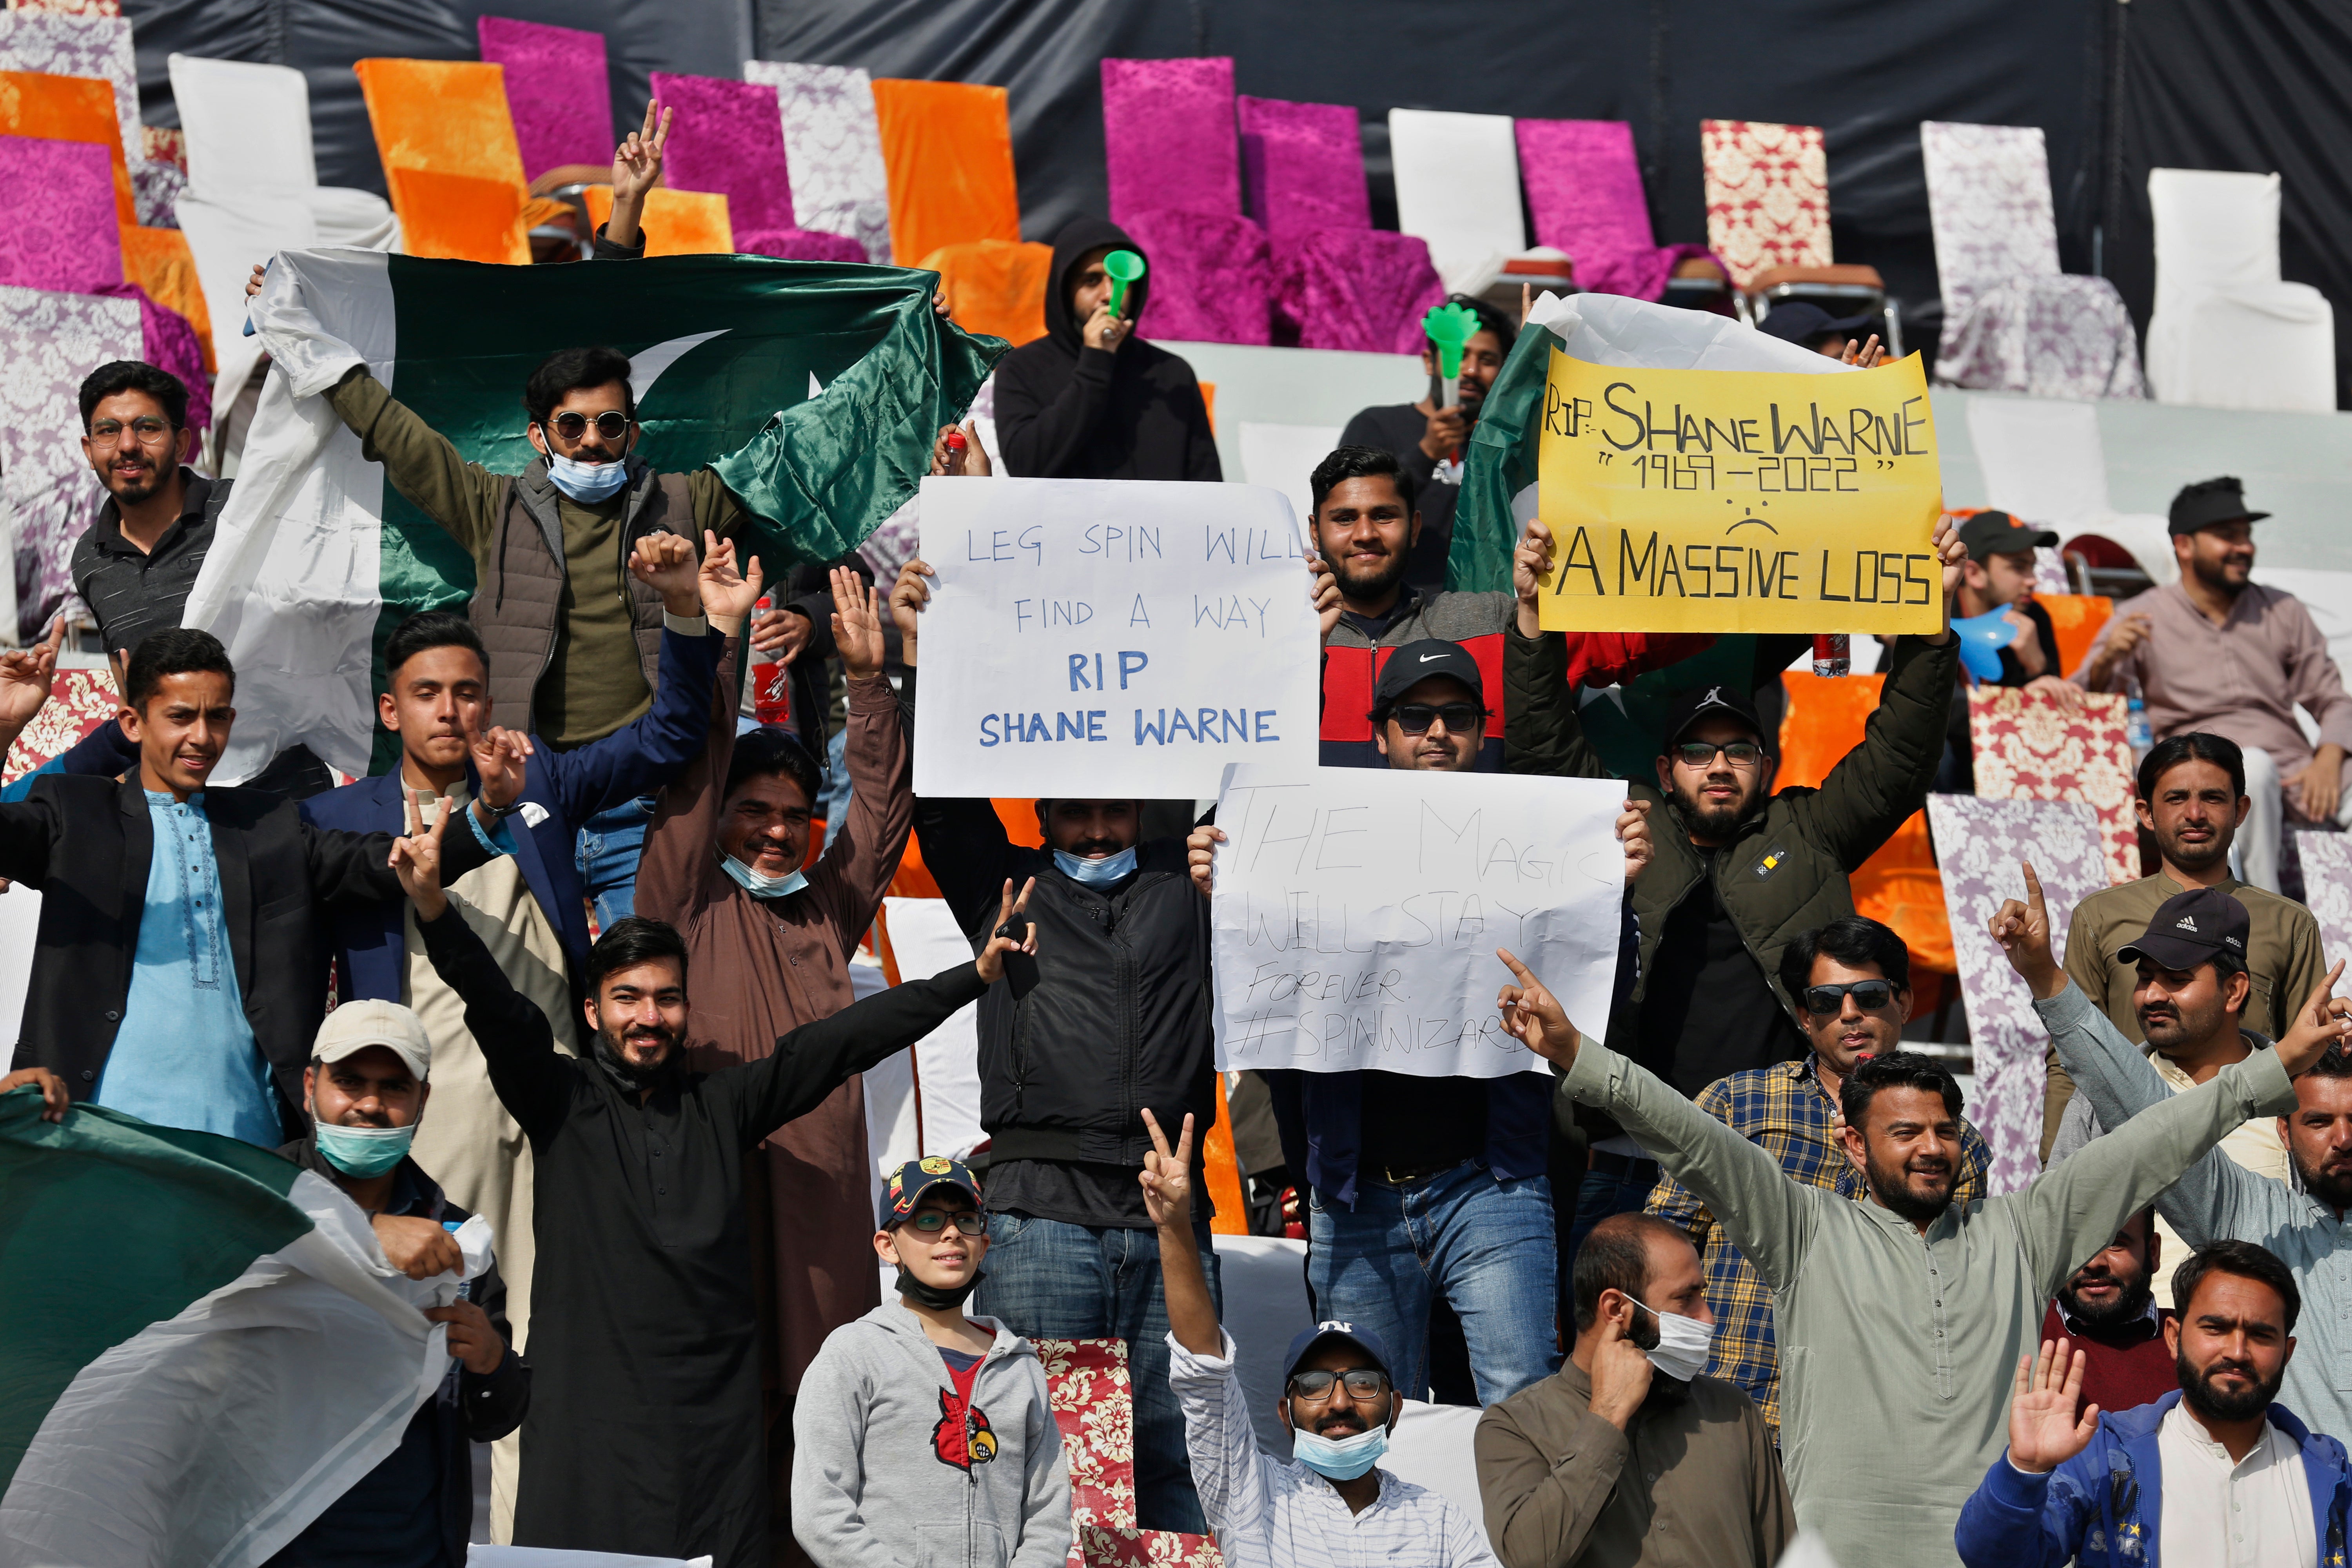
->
[109, 0, 2352, 404]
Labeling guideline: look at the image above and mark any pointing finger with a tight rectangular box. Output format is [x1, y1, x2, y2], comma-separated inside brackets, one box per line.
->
[1495, 947, 1537, 985]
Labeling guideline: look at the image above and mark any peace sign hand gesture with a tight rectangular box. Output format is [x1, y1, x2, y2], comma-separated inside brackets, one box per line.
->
[975, 878, 1038, 984]
[1138, 1108, 1194, 1229]
[1988, 861, 2064, 999]
[390, 786, 454, 922]
[1497, 947, 1581, 1069]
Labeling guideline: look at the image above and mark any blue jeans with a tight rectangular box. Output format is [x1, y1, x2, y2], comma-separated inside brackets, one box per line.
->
[1308, 1163, 1559, 1406]
[575, 796, 656, 928]
[1567, 1157, 1661, 1267]
[819, 724, 852, 851]
[975, 1212, 1222, 1535]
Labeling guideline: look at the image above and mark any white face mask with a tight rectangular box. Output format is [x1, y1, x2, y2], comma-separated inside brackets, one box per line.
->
[1053, 846, 1136, 886]
[544, 447, 629, 502]
[1635, 1297, 1713, 1383]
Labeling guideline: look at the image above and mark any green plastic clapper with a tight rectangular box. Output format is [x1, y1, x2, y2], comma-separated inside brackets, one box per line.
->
[1104, 250, 1146, 318]
[1422, 301, 1480, 407]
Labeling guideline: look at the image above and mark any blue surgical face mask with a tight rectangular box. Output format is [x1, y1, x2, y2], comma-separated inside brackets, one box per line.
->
[1290, 1422, 1388, 1481]
[719, 847, 809, 900]
[312, 1114, 415, 1179]
[1053, 846, 1137, 886]
[544, 447, 629, 503]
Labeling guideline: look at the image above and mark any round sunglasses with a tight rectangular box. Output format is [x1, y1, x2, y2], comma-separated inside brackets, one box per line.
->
[547, 410, 630, 443]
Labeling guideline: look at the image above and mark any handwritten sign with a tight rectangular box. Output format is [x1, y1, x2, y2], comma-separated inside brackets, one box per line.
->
[913, 478, 1318, 797]
[1535, 349, 1944, 636]
[1209, 765, 1625, 1080]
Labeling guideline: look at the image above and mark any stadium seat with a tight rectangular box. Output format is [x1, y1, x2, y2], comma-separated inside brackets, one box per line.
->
[2146, 168, 2336, 412]
[352, 57, 531, 265]
[870, 78, 1021, 269]
[742, 60, 892, 264]
[1388, 107, 1525, 295]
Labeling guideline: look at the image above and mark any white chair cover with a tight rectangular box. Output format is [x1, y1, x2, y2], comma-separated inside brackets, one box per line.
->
[170, 54, 319, 196]
[742, 60, 892, 263]
[2147, 168, 2335, 412]
[175, 190, 314, 372]
[1920, 122, 2143, 400]
[1388, 108, 1524, 294]
[1962, 396, 2176, 585]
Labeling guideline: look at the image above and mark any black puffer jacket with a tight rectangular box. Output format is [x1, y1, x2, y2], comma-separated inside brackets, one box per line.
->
[902, 679, 1216, 1167]
[991, 216, 1222, 481]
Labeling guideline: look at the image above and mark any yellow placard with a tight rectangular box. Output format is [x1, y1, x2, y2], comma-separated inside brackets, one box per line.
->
[1535, 348, 1944, 634]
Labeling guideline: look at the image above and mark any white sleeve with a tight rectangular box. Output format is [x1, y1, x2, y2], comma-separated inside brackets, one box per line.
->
[1166, 1330, 1278, 1548]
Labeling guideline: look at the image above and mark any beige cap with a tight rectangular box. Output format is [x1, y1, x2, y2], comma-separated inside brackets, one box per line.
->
[311, 1000, 433, 1083]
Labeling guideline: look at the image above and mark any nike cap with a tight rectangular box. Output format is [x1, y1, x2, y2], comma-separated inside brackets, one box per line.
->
[1659, 681, 1768, 752]
[1373, 639, 1485, 708]
[2118, 885, 2250, 973]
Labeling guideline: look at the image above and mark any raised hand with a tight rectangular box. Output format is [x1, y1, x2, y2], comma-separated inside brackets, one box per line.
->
[890, 558, 934, 662]
[1616, 797, 1654, 884]
[975, 878, 1039, 984]
[829, 564, 886, 680]
[697, 530, 764, 633]
[1514, 519, 1555, 637]
[929, 421, 991, 477]
[1497, 947, 1580, 1069]
[2276, 960, 2352, 1076]
[0, 614, 64, 735]
[469, 725, 530, 812]
[613, 98, 671, 207]
[628, 530, 701, 617]
[390, 785, 453, 921]
[1838, 334, 1887, 369]
[2007, 1339, 2099, 1474]
[1138, 1108, 1195, 1229]
[1186, 824, 1226, 900]
[1305, 552, 1341, 644]
[1988, 861, 2063, 998]
[1933, 517, 1968, 619]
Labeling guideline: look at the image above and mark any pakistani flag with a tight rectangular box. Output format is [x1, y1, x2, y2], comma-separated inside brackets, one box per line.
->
[0, 1087, 488, 1568]
[185, 249, 1002, 781]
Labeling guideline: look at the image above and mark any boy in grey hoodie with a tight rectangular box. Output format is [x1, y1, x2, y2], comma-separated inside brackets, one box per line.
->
[793, 1156, 1073, 1568]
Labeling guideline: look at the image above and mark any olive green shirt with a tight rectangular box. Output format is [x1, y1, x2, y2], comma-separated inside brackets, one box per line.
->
[327, 367, 748, 745]
[1563, 1028, 2295, 1568]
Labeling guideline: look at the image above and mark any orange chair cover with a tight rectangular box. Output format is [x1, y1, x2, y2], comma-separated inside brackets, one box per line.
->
[2036, 593, 2113, 682]
[1779, 671, 1953, 974]
[580, 183, 734, 256]
[353, 59, 530, 264]
[871, 78, 1020, 268]
[919, 238, 1051, 345]
[1198, 382, 1216, 433]
[1203, 1074, 1248, 1236]
[0, 70, 134, 225]
[122, 225, 215, 371]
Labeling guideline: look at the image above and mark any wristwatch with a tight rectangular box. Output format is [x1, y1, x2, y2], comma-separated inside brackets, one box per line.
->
[479, 796, 528, 822]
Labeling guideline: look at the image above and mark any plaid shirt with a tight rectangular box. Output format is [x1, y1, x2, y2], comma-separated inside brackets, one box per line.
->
[1645, 1053, 1992, 1436]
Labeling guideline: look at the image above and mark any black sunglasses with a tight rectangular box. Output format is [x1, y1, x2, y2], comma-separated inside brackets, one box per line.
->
[549, 410, 630, 442]
[901, 1210, 985, 1235]
[1802, 979, 1900, 1016]
[1393, 701, 1483, 735]
[1287, 1368, 1391, 1401]
[1673, 739, 1763, 768]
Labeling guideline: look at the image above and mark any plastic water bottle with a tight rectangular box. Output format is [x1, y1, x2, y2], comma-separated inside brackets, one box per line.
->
[750, 595, 792, 728]
[942, 427, 968, 475]
[2124, 674, 2153, 762]
[1812, 633, 1850, 678]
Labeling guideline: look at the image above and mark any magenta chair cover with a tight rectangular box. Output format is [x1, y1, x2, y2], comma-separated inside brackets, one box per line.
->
[1121, 208, 1270, 346]
[1516, 118, 1717, 301]
[1238, 94, 1368, 246]
[1101, 57, 1240, 227]
[0, 135, 120, 294]
[96, 283, 211, 434]
[734, 227, 867, 264]
[1272, 227, 1445, 353]
[478, 18, 613, 183]
[649, 71, 795, 235]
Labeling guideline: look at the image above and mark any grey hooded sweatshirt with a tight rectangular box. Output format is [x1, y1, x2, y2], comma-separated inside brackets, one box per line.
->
[792, 1301, 1073, 1568]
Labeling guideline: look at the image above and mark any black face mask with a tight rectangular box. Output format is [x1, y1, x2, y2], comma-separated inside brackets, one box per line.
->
[895, 1265, 984, 1312]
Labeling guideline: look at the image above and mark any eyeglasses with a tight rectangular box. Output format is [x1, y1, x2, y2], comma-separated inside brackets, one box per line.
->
[548, 410, 630, 443]
[901, 1210, 986, 1236]
[1673, 740, 1763, 769]
[1392, 702, 1483, 735]
[88, 416, 172, 448]
[1802, 979, 1901, 1016]
[1287, 1368, 1391, 1402]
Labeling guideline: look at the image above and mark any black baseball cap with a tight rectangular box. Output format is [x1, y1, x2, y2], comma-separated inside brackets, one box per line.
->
[2117, 886, 2250, 973]
[1282, 1319, 1396, 1386]
[1957, 510, 2060, 562]
[1659, 680, 1767, 751]
[1374, 639, 1485, 708]
[1759, 301, 1879, 348]
[2169, 476, 2269, 535]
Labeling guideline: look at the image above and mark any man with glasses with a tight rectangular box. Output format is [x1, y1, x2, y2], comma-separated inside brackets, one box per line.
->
[1647, 916, 1992, 1441]
[1531, 520, 1965, 1258]
[69, 362, 219, 668]
[1145, 1108, 1502, 1566]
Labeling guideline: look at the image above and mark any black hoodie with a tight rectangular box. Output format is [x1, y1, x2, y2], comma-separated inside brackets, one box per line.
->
[991, 217, 1223, 481]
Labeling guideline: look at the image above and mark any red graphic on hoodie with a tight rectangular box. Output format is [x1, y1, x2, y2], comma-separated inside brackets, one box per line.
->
[931, 1386, 998, 1470]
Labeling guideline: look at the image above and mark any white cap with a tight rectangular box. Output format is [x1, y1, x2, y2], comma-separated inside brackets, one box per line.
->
[311, 1000, 433, 1083]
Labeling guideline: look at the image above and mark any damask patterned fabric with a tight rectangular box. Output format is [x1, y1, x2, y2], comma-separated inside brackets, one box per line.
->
[734, 226, 867, 263]
[1120, 207, 1272, 347]
[0, 134, 120, 293]
[1237, 96, 1367, 246]
[477, 17, 613, 184]
[1921, 122, 2144, 400]
[98, 281, 211, 432]
[140, 125, 185, 173]
[1925, 795, 2109, 1193]
[0, 68, 135, 227]
[1269, 226, 1444, 354]
[1516, 118, 1719, 301]
[0, 11, 148, 208]
[1966, 685, 2141, 885]
[649, 71, 797, 236]
[0, 668, 117, 780]
[8, 0, 121, 16]
[1102, 57, 1240, 228]
[1, 285, 141, 640]
[1700, 120, 1830, 290]
[744, 60, 892, 264]
[1040, 1338, 1223, 1568]
[2295, 834, 2352, 962]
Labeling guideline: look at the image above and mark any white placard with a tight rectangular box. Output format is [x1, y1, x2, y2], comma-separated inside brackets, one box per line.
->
[913, 477, 1318, 797]
[1209, 765, 1625, 1079]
